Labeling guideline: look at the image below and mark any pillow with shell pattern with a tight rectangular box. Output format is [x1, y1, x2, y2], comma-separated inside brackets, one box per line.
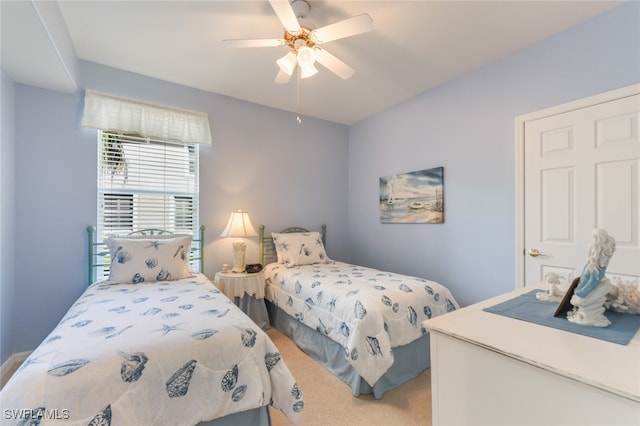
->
[271, 232, 329, 268]
[105, 235, 193, 284]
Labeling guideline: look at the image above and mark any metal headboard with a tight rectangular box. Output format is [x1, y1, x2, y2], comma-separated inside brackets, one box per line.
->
[87, 225, 205, 285]
[259, 224, 327, 265]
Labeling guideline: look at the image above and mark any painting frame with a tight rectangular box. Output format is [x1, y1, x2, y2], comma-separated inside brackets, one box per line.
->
[379, 167, 444, 224]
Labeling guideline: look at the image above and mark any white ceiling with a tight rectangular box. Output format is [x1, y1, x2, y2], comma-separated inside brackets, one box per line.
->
[1, 1, 624, 125]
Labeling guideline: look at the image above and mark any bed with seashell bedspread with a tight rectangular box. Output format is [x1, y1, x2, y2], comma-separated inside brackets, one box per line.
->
[0, 228, 303, 426]
[260, 225, 460, 399]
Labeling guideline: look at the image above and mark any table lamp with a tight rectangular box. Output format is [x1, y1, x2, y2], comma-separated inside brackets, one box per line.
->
[220, 210, 258, 273]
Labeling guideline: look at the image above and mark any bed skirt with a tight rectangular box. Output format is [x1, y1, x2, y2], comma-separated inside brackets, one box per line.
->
[266, 301, 430, 399]
[198, 406, 270, 426]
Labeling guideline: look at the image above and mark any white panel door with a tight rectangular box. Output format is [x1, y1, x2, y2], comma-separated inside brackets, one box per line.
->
[523, 93, 639, 287]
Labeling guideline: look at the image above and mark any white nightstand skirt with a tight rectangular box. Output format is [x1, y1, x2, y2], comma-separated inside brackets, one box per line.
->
[214, 272, 269, 330]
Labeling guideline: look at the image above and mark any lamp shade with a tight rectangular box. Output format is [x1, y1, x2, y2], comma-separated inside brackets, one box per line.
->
[300, 64, 318, 79]
[277, 51, 297, 76]
[296, 46, 316, 68]
[220, 210, 258, 238]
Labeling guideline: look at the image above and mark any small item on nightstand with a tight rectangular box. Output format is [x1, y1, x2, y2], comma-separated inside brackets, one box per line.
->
[221, 264, 230, 273]
[245, 264, 263, 273]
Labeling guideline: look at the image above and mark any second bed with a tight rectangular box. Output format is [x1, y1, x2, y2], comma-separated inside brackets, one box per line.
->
[260, 225, 459, 399]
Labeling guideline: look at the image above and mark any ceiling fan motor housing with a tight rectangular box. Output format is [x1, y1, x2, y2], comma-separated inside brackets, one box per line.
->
[291, 0, 310, 19]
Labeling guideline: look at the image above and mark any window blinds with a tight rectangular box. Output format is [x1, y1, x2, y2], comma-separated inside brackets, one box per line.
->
[97, 131, 199, 244]
[82, 90, 212, 145]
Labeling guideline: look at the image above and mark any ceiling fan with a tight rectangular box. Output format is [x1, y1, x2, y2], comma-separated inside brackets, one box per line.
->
[223, 0, 373, 84]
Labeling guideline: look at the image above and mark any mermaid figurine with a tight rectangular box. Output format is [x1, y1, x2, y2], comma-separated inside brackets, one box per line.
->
[567, 228, 616, 327]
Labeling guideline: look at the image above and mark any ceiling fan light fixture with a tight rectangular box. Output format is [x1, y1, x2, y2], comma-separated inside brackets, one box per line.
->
[300, 64, 318, 79]
[296, 45, 316, 68]
[277, 51, 297, 76]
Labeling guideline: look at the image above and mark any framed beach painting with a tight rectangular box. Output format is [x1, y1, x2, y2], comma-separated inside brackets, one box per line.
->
[379, 167, 444, 223]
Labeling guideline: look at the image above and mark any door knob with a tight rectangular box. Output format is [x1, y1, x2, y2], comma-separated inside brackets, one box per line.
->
[528, 248, 547, 257]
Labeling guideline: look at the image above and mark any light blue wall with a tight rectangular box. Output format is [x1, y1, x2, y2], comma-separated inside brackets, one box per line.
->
[13, 85, 97, 354]
[11, 62, 349, 353]
[1, 71, 16, 364]
[348, 2, 640, 307]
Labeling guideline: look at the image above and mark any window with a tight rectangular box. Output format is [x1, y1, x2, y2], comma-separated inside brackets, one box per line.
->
[97, 131, 200, 276]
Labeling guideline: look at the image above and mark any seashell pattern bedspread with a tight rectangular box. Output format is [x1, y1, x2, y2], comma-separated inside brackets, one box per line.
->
[1, 274, 302, 425]
[264, 261, 459, 386]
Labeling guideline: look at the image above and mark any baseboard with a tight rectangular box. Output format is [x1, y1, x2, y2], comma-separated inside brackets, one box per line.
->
[1, 351, 31, 385]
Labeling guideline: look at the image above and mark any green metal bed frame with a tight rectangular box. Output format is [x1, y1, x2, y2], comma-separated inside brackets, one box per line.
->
[87, 225, 205, 285]
[259, 224, 326, 265]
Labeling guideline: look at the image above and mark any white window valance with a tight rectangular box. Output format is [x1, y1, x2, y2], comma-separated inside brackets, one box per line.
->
[81, 90, 212, 145]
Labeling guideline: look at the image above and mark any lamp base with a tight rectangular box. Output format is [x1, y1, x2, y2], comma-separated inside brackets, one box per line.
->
[231, 239, 247, 273]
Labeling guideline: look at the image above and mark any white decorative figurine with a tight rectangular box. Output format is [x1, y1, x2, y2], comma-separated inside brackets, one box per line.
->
[567, 228, 616, 327]
[536, 272, 566, 302]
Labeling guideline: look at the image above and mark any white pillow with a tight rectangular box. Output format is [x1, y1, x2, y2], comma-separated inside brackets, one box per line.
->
[271, 232, 329, 268]
[105, 235, 193, 284]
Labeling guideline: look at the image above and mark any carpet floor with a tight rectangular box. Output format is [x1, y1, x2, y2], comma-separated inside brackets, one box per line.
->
[266, 327, 432, 426]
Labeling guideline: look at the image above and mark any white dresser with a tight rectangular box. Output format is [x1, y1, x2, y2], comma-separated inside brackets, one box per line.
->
[423, 286, 640, 426]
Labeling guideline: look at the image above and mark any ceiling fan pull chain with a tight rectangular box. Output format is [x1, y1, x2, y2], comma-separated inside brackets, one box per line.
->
[296, 68, 302, 124]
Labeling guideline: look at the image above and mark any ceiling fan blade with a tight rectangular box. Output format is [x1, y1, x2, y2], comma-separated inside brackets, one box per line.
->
[222, 38, 284, 48]
[311, 13, 373, 44]
[268, 0, 301, 34]
[275, 68, 294, 84]
[314, 48, 355, 80]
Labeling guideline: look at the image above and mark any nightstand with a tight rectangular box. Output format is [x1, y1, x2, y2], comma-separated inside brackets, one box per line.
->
[214, 271, 269, 329]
